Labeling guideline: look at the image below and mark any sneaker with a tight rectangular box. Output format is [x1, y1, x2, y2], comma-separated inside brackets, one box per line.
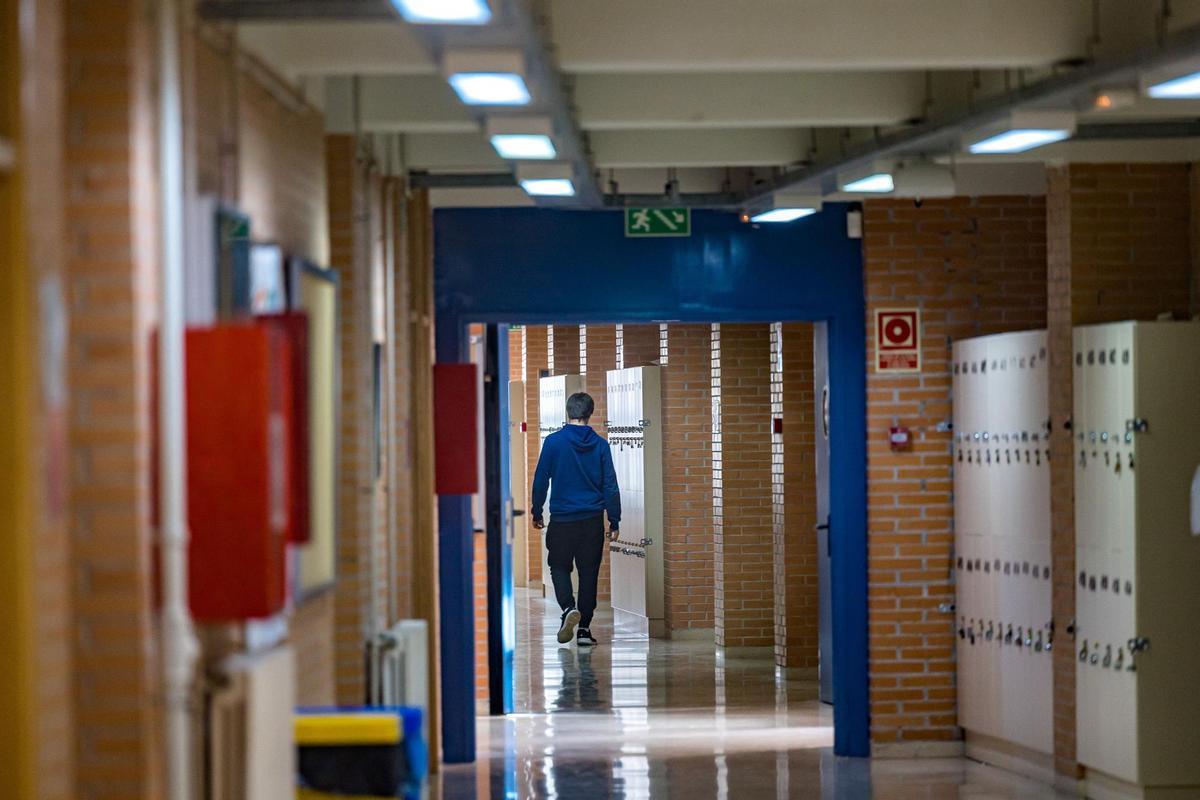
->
[576, 627, 597, 647]
[558, 608, 581, 644]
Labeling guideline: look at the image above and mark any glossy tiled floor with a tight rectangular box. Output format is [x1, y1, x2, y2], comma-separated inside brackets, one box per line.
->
[431, 589, 1072, 799]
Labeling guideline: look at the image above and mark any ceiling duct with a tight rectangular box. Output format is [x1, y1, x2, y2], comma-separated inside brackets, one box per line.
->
[891, 160, 956, 198]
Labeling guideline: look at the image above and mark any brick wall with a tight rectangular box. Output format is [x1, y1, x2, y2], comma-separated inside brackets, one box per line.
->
[291, 592, 336, 704]
[327, 135, 377, 704]
[621, 323, 661, 367]
[774, 322, 819, 669]
[1044, 163, 1192, 775]
[712, 324, 775, 649]
[550, 324, 580, 375]
[863, 196, 1047, 749]
[474, 530, 489, 705]
[64, 1, 165, 795]
[523, 325, 548, 586]
[661, 324, 716, 635]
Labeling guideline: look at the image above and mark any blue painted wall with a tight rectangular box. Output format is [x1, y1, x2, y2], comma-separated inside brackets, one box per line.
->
[433, 206, 869, 760]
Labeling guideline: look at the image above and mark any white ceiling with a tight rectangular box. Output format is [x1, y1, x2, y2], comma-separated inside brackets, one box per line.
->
[233, 0, 1200, 206]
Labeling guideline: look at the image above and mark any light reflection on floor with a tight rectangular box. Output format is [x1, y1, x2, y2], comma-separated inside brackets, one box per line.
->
[431, 589, 1072, 799]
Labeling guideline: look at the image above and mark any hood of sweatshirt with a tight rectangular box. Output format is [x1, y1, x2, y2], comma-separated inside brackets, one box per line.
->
[560, 423, 600, 452]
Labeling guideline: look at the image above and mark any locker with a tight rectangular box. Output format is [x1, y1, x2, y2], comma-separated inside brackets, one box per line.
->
[606, 366, 665, 636]
[1073, 321, 1200, 793]
[537, 373, 584, 598]
[952, 330, 1052, 756]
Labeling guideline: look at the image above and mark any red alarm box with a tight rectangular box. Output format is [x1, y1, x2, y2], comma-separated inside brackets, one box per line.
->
[186, 323, 292, 620]
[256, 313, 310, 544]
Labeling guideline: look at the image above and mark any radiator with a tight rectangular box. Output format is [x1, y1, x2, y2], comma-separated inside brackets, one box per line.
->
[367, 620, 429, 742]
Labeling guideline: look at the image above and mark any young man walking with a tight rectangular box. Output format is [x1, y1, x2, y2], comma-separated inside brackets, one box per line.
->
[531, 392, 621, 647]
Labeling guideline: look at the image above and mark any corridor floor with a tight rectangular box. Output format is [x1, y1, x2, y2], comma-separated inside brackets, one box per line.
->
[431, 589, 1073, 799]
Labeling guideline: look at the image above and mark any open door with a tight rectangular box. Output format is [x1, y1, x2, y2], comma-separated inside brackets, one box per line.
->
[814, 322, 835, 705]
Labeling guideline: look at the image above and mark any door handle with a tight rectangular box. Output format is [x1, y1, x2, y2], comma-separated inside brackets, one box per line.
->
[512, 508, 525, 517]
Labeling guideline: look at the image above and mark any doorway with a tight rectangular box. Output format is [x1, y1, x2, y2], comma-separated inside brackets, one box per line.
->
[434, 206, 868, 764]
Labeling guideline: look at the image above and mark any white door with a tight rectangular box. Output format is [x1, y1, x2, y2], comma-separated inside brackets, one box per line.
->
[509, 381, 528, 587]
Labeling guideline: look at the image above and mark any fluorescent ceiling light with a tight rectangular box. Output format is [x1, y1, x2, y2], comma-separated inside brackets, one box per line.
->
[444, 50, 530, 106]
[843, 173, 894, 193]
[750, 193, 821, 223]
[1147, 70, 1200, 98]
[392, 0, 491, 24]
[449, 73, 530, 105]
[968, 129, 1070, 154]
[520, 178, 575, 197]
[751, 208, 817, 223]
[516, 162, 575, 197]
[491, 134, 556, 159]
[487, 117, 557, 160]
[963, 110, 1075, 154]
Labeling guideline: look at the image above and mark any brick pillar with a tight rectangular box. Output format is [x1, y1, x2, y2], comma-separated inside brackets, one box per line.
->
[583, 325, 617, 603]
[64, 0, 164, 794]
[1045, 163, 1193, 777]
[523, 326, 548, 586]
[621, 323, 661, 367]
[327, 134, 377, 704]
[662, 324, 715, 636]
[712, 324, 774, 649]
[773, 323, 819, 670]
[550, 324, 580, 375]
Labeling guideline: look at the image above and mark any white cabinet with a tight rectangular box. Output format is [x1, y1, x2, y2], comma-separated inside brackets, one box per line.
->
[952, 330, 1053, 756]
[606, 366, 665, 637]
[1073, 321, 1200, 793]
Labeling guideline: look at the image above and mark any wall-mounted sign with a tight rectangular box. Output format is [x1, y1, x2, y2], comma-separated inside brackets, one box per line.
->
[875, 308, 921, 373]
[625, 207, 691, 237]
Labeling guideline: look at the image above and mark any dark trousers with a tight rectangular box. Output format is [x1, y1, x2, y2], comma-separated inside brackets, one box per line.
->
[546, 513, 605, 627]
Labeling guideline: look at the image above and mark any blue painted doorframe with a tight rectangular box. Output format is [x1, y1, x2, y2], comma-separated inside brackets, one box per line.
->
[433, 206, 869, 763]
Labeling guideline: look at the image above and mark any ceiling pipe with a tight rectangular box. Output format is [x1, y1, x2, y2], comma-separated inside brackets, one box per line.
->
[197, 1, 396, 20]
[740, 21, 1200, 209]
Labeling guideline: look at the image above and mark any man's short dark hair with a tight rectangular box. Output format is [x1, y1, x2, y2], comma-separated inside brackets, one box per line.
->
[566, 392, 595, 421]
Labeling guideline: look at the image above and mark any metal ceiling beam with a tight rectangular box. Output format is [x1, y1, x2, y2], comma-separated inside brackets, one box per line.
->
[741, 21, 1200, 208]
[397, 0, 601, 207]
[1075, 120, 1200, 139]
[197, 1, 396, 20]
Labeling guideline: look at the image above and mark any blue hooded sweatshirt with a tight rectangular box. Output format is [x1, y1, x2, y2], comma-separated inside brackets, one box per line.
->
[531, 424, 621, 529]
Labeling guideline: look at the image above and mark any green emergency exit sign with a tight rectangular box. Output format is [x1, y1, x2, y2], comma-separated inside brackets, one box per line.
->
[624, 207, 691, 237]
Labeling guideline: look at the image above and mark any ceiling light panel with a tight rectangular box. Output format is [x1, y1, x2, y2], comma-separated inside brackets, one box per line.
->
[487, 117, 557, 160]
[516, 163, 576, 198]
[444, 50, 531, 106]
[963, 110, 1075, 154]
[393, 0, 492, 24]
[1146, 70, 1200, 99]
[840, 172, 894, 193]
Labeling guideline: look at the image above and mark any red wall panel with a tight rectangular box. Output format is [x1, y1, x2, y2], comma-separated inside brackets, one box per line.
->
[433, 363, 478, 495]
